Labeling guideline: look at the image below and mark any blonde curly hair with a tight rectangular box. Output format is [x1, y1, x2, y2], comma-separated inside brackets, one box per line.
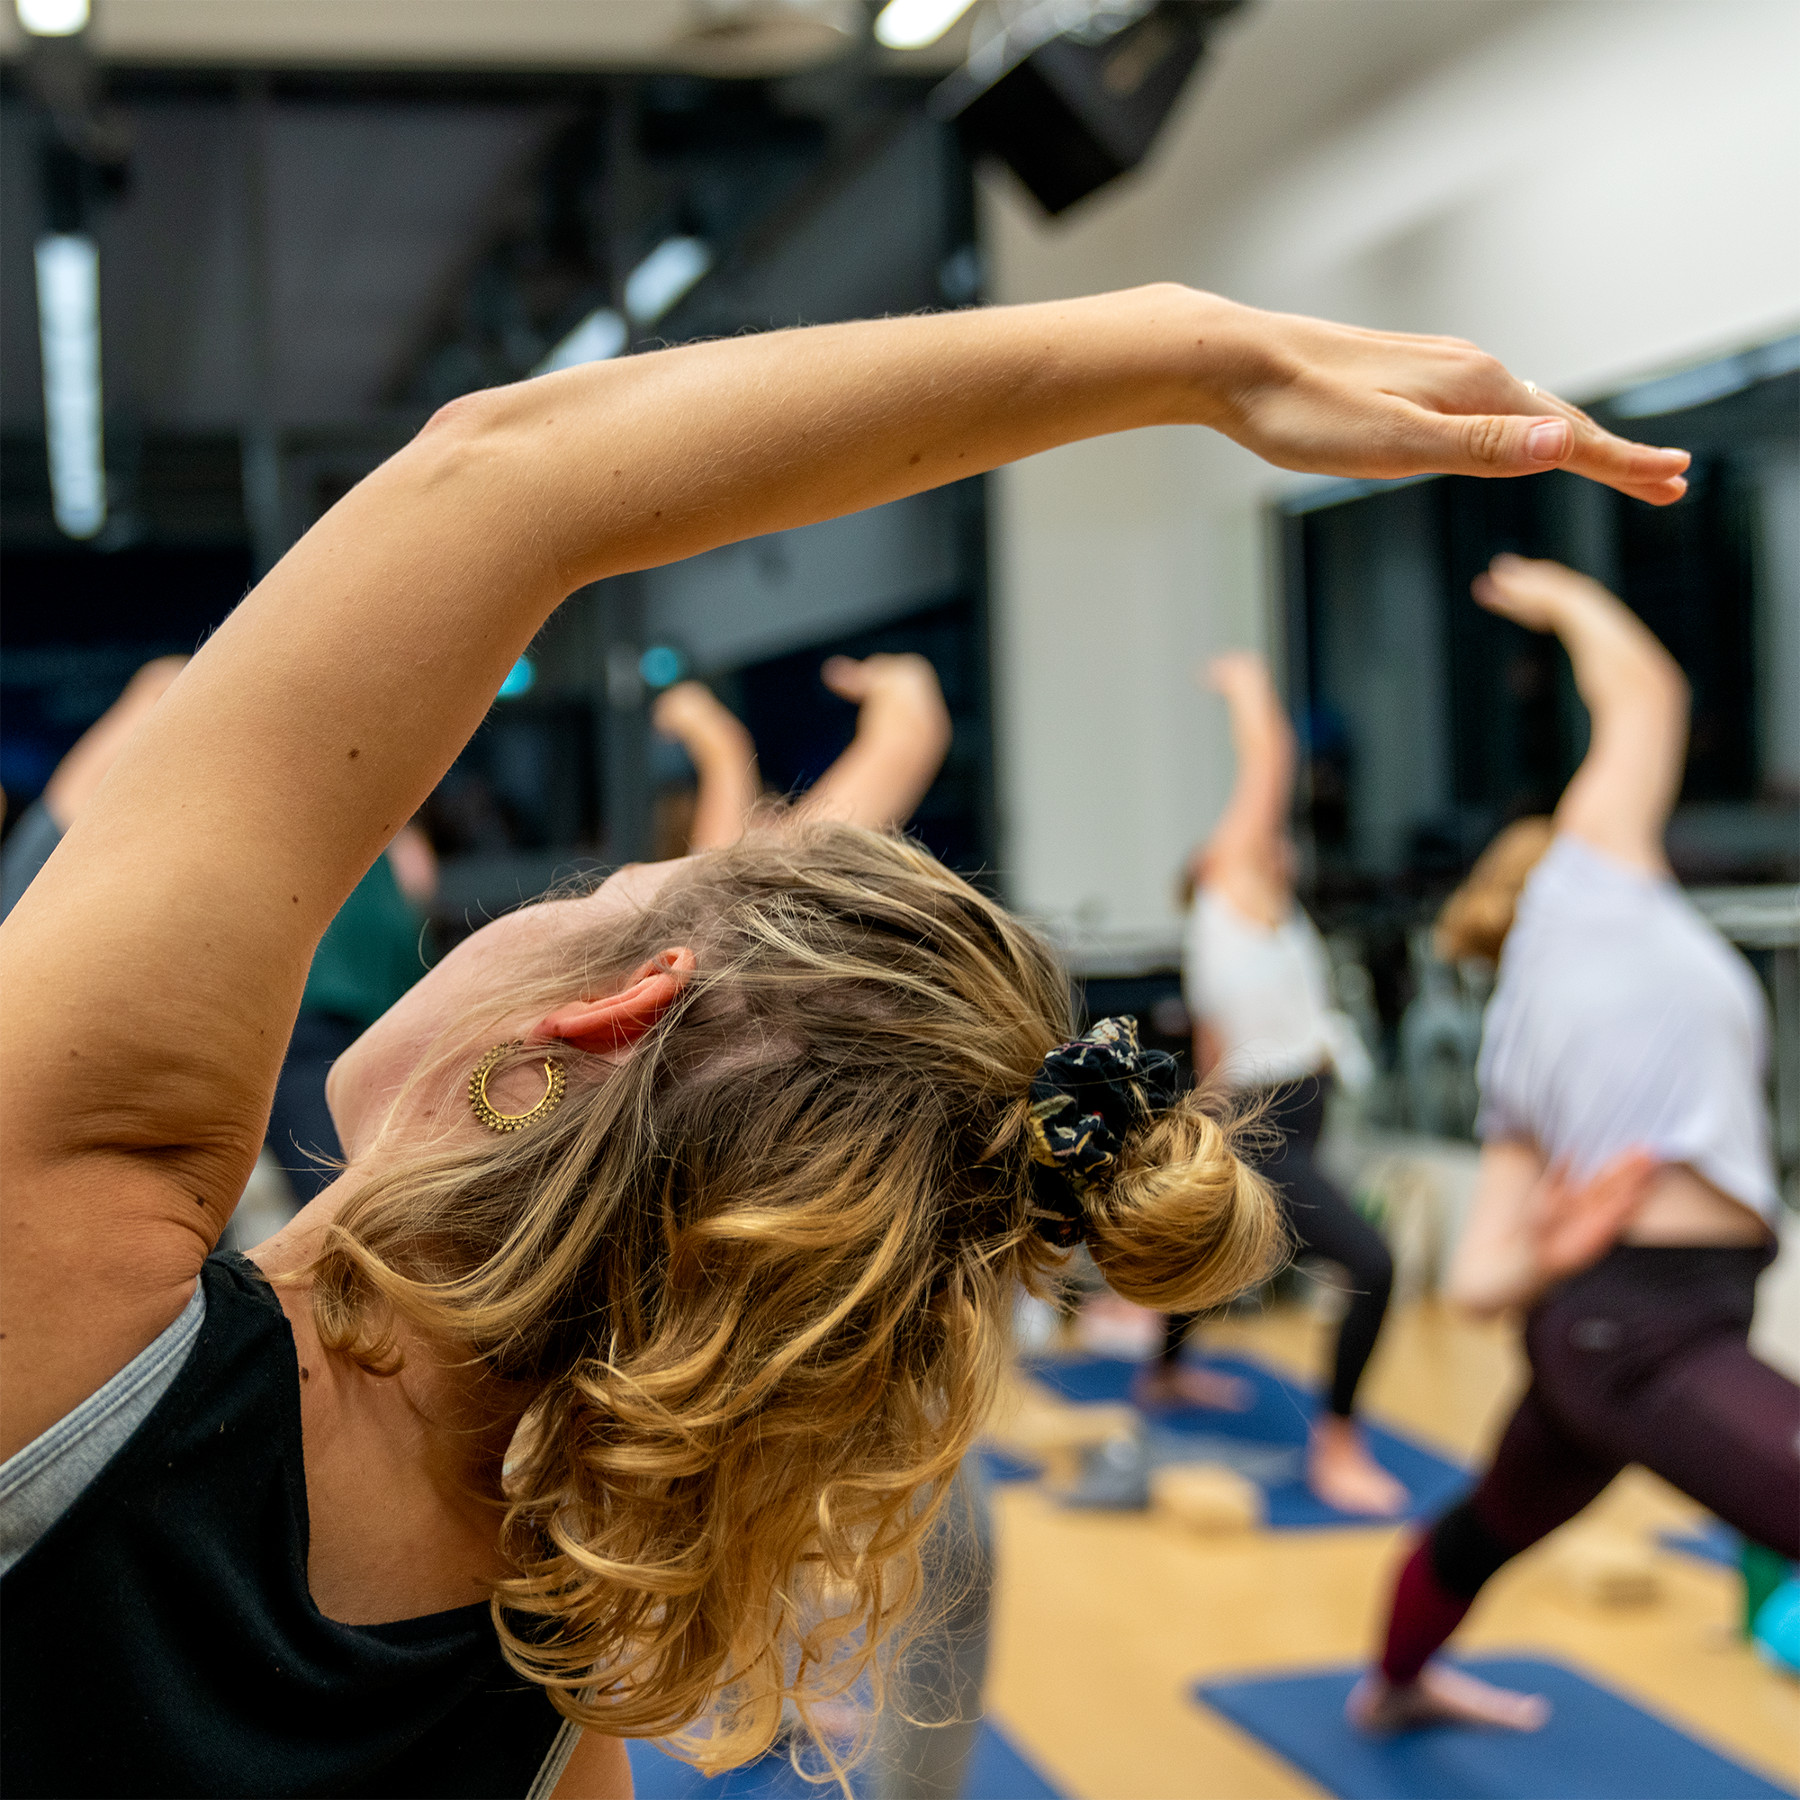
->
[303, 820, 1280, 1772]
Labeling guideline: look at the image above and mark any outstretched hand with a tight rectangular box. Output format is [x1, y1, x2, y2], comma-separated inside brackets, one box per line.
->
[1472, 554, 1613, 631]
[820, 653, 948, 727]
[1206, 304, 1690, 505]
[652, 681, 752, 760]
[1527, 1150, 1660, 1284]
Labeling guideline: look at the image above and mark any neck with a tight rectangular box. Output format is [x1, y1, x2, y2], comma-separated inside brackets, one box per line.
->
[249, 1173, 539, 1508]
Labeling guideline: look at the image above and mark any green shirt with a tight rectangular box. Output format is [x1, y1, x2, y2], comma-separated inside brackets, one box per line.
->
[300, 853, 429, 1028]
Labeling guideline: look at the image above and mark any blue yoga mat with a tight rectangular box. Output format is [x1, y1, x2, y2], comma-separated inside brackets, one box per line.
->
[626, 1720, 1062, 1799]
[1015, 1352, 1468, 1527]
[1195, 1655, 1797, 1800]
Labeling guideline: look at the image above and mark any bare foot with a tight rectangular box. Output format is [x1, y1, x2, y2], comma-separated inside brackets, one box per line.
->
[1308, 1416, 1409, 1516]
[1347, 1663, 1551, 1734]
[1132, 1363, 1253, 1412]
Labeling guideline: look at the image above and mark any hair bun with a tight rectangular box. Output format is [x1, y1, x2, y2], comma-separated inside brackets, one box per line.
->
[1023, 1017, 1182, 1246]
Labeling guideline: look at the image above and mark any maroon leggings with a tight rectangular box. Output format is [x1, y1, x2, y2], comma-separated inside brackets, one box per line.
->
[1381, 1244, 1799, 1684]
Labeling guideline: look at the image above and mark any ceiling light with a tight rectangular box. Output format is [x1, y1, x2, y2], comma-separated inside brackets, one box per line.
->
[624, 237, 712, 329]
[35, 232, 105, 540]
[534, 307, 627, 376]
[15, 0, 89, 35]
[874, 0, 977, 50]
[674, 0, 856, 77]
[498, 656, 536, 699]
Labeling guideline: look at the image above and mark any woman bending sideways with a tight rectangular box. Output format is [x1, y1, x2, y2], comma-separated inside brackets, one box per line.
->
[1353, 557, 1796, 1736]
[0, 292, 1687, 1797]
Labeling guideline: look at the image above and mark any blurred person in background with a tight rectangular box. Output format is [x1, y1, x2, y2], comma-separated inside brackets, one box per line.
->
[1, 655, 189, 920]
[268, 816, 437, 1202]
[0, 654, 437, 1210]
[1150, 650, 1402, 1516]
[652, 651, 953, 852]
[0, 290, 1687, 1797]
[662, 654, 984, 1800]
[1353, 556, 1796, 1734]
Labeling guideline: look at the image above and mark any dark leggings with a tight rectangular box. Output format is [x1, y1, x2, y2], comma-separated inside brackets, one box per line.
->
[1381, 1244, 1800, 1683]
[1162, 1075, 1393, 1419]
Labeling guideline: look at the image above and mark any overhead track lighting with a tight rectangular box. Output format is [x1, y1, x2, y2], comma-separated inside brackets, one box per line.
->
[674, 0, 857, 76]
[874, 0, 978, 51]
[35, 231, 106, 539]
[15, 0, 89, 35]
[535, 308, 628, 376]
[624, 237, 713, 329]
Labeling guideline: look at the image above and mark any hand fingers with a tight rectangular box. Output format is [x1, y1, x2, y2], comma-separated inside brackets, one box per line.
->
[1589, 1148, 1661, 1201]
[1564, 1153, 1659, 1240]
[651, 680, 725, 737]
[1532, 389, 1691, 505]
[819, 655, 869, 700]
[1388, 393, 1689, 504]
[1471, 555, 1586, 625]
[1470, 571, 1521, 622]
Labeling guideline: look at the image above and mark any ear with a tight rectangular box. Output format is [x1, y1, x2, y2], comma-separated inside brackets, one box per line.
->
[534, 948, 696, 1056]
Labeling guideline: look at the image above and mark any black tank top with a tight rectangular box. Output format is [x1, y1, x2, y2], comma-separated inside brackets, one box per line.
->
[0, 1255, 564, 1798]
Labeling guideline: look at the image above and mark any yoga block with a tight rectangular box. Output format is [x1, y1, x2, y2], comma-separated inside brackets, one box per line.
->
[1550, 1530, 1663, 1606]
[1152, 1464, 1264, 1534]
[992, 1398, 1137, 1486]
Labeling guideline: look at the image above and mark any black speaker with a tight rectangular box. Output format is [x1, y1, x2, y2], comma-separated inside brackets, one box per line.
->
[932, 1, 1241, 217]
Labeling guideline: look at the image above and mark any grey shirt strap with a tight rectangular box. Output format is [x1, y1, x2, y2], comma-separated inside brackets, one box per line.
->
[525, 1717, 584, 1800]
[0, 1282, 207, 1576]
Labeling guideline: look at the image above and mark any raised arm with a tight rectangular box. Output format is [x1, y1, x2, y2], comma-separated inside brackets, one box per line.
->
[0, 289, 1691, 1431]
[652, 682, 761, 852]
[798, 655, 952, 833]
[1472, 556, 1689, 873]
[1198, 651, 1296, 901]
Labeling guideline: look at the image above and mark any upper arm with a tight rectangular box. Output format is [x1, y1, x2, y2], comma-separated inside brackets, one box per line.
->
[1553, 655, 1688, 874]
[1209, 737, 1292, 869]
[550, 1729, 633, 1800]
[0, 401, 554, 1451]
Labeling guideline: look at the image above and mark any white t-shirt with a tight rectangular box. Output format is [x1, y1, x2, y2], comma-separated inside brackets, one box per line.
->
[1477, 834, 1779, 1227]
[1184, 888, 1351, 1090]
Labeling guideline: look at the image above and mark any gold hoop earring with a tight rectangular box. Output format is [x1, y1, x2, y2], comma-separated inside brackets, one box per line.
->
[469, 1041, 566, 1133]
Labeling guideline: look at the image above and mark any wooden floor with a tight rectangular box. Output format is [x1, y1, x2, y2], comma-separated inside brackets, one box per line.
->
[982, 1300, 1800, 1799]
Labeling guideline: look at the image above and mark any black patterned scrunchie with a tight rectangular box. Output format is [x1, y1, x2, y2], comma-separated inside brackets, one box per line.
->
[1024, 1016, 1184, 1248]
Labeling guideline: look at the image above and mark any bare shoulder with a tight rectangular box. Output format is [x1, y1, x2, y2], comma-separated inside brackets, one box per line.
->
[550, 1729, 633, 1800]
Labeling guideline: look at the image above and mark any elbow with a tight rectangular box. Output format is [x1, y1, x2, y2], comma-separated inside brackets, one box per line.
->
[404, 389, 524, 512]
[1652, 657, 1690, 729]
[418, 387, 506, 449]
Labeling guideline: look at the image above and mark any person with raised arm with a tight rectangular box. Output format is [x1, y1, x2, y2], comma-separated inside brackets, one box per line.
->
[1351, 556, 1795, 1736]
[0, 290, 1686, 1797]
[652, 652, 953, 852]
[1147, 650, 1404, 1516]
